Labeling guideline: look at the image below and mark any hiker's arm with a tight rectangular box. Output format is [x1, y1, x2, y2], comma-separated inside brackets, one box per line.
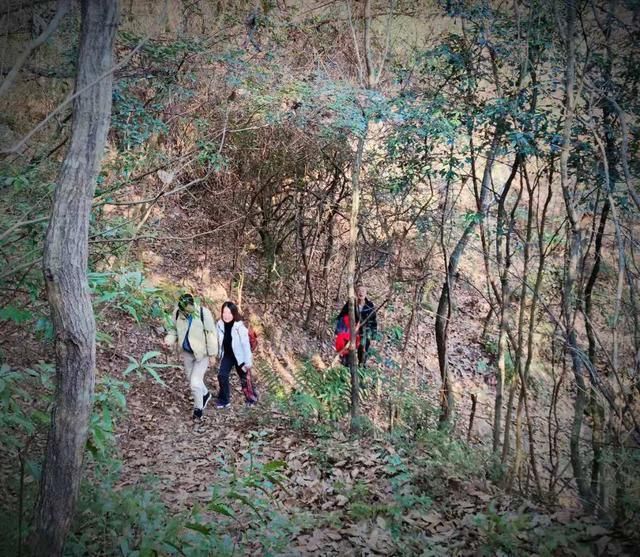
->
[369, 304, 378, 335]
[238, 324, 253, 368]
[202, 307, 219, 357]
[163, 306, 178, 347]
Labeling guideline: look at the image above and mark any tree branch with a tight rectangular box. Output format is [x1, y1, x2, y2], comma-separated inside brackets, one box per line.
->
[3, 1, 170, 155]
[0, 0, 72, 99]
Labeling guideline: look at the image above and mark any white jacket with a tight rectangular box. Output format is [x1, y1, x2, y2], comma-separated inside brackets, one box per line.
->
[216, 320, 253, 368]
[164, 305, 218, 360]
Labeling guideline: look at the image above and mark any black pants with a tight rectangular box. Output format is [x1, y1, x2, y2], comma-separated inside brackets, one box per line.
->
[358, 339, 371, 366]
[218, 353, 248, 404]
[340, 339, 371, 367]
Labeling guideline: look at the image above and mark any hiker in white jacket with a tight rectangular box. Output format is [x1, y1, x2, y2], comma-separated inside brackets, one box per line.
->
[215, 301, 256, 408]
[164, 293, 218, 419]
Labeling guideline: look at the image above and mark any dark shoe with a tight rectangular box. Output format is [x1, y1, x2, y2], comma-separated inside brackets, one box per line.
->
[216, 401, 230, 409]
[203, 391, 212, 409]
[193, 408, 203, 420]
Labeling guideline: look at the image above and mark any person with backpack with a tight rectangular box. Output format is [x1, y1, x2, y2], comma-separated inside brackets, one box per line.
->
[336, 284, 378, 366]
[164, 293, 218, 419]
[335, 312, 361, 367]
[215, 301, 258, 408]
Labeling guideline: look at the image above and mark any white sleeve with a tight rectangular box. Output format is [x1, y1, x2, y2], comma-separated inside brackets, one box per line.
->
[238, 323, 253, 367]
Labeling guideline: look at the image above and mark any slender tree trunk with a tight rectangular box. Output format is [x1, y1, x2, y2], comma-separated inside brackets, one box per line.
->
[507, 386, 525, 491]
[435, 278, 455, 427]
[348, 133, 366, 432]
[347, 0, 384, 432]
[468, 393, 478, 441]
[436, 132, 500, 428]
[518, 168, 546, 498]
[584, 198, 609, 511]
[31, 2, 119, 555]
[493, 305, 509, 451]
[297, 191, 317, 330]
[501, 379, 519, 465]
[492, 156, 521, 454]
[583, 0, 619, 511]
[559, 0, 591, 504]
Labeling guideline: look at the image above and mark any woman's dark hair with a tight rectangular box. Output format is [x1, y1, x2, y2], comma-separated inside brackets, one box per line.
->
[221, 301, 242, 322]
[178, 293, 194, 312]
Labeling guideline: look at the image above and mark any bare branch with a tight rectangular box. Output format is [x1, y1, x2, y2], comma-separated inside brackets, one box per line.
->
[89, 215, 246, 244]
[0, 0, 71, 99]
[3, 1, 170, 155]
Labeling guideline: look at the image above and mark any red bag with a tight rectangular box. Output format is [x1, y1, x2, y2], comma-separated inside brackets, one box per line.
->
[242, 368, 259, 403]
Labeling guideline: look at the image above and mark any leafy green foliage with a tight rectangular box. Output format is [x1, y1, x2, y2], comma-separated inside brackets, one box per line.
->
[0, 362, 54, 555]
[89, 269, 172, 324]
[69, 471, 238, 556]
[0, 363, 53, 451]
[393, 388, 436, 434]
[471, 505, 607, 557]
[123, 350, 172, 386]
[87, 376, 130, 458]
[474, 505, 532, 556]
[204, 453, 305, 555]
[111, 83, 169, 149]
[0, 305, 33, 324]
[289, 360, 379, 423]
[385, 324, 404, 346]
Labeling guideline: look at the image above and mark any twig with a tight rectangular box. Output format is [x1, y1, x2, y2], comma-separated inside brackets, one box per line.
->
[0, 254, 41, 281]
[0, 0, 71, 99]
[0, 215, 49, 244]
[4, 1, 170, 155]
[89, 216, 246, 244]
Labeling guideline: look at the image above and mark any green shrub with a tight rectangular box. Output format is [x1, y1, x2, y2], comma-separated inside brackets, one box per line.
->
[89, 269, 173, 325]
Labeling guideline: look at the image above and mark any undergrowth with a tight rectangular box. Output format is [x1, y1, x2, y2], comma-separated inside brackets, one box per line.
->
[0, 264, 634, 556]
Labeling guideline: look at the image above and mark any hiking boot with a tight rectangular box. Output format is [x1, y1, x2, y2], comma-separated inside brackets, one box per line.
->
[216, 401, 230, 409]
[203, 391, 211, 409]
[193, 408, 203, 420]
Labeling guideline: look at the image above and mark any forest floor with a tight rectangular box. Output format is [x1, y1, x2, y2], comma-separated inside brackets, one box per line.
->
[89, 191, 630, 555]
[112, 356, 628, 556]
[0, 193, 633, 556]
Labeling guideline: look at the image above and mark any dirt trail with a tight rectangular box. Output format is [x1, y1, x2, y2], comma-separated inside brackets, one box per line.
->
[117, 359, 262, 507]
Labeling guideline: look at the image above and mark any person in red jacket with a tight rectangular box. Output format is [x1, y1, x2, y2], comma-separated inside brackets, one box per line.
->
[337, 285, 378, 366]
[334, 313, 361, 366]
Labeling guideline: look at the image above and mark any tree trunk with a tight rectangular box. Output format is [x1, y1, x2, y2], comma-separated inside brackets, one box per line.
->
[559, 0, 591, 505]
[492, 156, 521, 454]
[584, 198, 609, 510]
[512, 167, 546, 498]
[436, 132, 499, 428]
[348, 133, 366, 432]
[31, 2, 119, 555]
[297, 191, 317, 330]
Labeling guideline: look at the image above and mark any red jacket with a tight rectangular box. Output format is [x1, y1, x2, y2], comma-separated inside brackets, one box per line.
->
[335, 315, 360, 355]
